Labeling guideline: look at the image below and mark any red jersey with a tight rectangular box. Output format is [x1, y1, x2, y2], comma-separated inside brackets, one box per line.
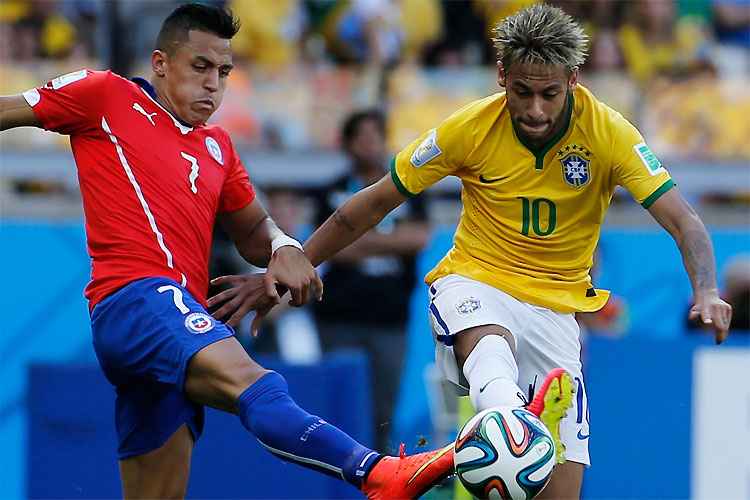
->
[23, 69, 255, 308]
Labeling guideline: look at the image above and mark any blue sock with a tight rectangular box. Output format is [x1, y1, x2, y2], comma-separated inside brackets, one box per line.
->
[237, 371, 381, 487]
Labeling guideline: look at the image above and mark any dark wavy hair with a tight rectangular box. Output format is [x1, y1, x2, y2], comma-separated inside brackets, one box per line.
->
[156, 3, 240, 54]
[341, 109, 386, 148]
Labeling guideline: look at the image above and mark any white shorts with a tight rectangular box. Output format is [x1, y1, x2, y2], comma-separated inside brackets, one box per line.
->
[428, 274, 591, 465]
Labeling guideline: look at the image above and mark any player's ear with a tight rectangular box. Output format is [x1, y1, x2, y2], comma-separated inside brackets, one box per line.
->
[152, 50, 167, 78]
[568, 68, 579, 91]
[497, 61, 506, 88]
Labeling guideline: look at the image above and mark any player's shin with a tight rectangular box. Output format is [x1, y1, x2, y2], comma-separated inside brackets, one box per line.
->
[463, 335, 526, 410]
[237, 371, 381, 486]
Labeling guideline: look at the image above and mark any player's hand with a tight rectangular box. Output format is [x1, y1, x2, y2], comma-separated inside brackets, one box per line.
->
[266, 246, 324, 307]
[689, 290, 732, 344]
[208, 273, 280, 330]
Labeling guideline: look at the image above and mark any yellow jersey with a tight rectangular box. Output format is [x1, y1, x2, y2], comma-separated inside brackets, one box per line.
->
[391, 85, 673, 313]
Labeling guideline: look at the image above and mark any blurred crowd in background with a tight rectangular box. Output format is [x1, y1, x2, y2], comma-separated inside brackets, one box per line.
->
[1, 0, 749, 158]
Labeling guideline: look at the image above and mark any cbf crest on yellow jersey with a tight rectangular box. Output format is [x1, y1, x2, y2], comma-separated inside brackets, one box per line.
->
[392, 85, 673, 313]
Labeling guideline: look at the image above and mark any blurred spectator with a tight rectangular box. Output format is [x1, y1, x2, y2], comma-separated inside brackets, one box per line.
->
[3, 0, 79, 60]
[311, 109, 430, 451]
[324, 0, 441, 66]
[422, 0, 489, 66]
[230, 0, 307, 70]
[618, 0, 713, 85]
[386, 65, 491, 151]
[324, 0, 402, 65]
[58, 0, 99, 59]
[586, 29, 623, 72]
[642, 76, 750, 159]
[713, 0, 750, 48]
[711, 0, 750, 76]
[687, 254, 750, 332]
[473, 0, 537, 42]
[399, 0, 443, 63]
[552, 1, 627, 74]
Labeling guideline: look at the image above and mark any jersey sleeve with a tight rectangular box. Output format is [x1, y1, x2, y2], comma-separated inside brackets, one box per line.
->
[22, 69, 111, 135]
[390, 105, 477, 197]
[218, 143, 256, 213]
[610, 112, 674, 208]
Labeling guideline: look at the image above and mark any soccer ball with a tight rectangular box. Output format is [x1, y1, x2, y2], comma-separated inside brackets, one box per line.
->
[454, 406, 556, 499]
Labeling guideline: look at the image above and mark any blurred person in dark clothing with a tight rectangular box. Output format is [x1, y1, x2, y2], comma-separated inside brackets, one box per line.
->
[713, 0, 750, 48]
[311, 109, 430, 451]
[688, 254, 750, 333]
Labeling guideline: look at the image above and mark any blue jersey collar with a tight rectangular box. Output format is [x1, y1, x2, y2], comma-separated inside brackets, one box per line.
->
[132, 77, 195, 130]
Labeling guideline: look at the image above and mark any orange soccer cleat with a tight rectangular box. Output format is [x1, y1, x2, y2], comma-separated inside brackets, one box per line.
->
[361, 442, 454, 499]
[525, 367, 575, 464]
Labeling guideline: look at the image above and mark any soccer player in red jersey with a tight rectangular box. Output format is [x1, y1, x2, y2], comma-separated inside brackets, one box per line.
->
[0, 4, 453, 498]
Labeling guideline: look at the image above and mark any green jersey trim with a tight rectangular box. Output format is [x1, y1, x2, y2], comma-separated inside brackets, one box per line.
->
[390, 157, 417, 198]
[641, 179, 675, 208]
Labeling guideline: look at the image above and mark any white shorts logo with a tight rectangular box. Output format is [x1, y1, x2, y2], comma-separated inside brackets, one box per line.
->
[205, 137, 223, 165]
[410, 129, 442, 168]
[456, 297, 481, 315]
[185, 312, 215, 334]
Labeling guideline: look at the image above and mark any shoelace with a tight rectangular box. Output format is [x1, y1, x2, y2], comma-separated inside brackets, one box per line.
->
[525, 375, 539, 405]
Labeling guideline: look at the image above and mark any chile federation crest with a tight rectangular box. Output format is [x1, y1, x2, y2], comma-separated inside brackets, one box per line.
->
[560, 153, 591, 188]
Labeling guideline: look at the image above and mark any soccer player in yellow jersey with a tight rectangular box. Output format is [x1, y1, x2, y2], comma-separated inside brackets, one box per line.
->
[217, 4, 732, 497]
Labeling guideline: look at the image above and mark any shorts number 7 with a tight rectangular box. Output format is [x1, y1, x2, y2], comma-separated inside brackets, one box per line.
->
[157, 285, 190, 314]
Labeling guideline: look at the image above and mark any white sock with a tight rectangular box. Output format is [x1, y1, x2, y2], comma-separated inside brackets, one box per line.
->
[462, 335, 526, 411]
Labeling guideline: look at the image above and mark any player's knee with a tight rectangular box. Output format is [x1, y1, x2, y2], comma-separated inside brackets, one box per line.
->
[232, 362, 271, 388]
[463, 335, 523, 409]
[221, 363, 272, 406]
[454, 326, 516, 372]
[186, 352, 271, 411]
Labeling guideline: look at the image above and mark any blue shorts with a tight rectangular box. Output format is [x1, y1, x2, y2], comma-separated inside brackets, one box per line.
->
[91, 277, 234, 459]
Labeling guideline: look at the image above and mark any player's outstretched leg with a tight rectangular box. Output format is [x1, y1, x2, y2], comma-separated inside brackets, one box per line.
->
[525, 367, 575, 464]
[186, 337, 453, 498]
[453, 327, 574, 463]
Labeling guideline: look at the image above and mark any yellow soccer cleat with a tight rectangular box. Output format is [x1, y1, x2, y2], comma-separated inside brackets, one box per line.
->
[525, 368, 575, 464]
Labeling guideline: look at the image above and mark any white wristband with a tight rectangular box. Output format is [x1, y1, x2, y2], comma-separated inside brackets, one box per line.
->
[271, 234, 304, 256]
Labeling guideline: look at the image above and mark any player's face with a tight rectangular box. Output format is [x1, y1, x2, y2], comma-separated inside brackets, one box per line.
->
[153, 30, 233, 125]
[347, 118, 386, 169]
[498, 62, 577, 147]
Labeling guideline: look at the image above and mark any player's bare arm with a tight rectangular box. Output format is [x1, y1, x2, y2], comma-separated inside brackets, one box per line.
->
[648, 188, 732, 343]
[217, 198, 277, 266]
[214, 198, 323, 309]
[0, 94, 40, 130]
[330, 220, 430, 263]
[304, 174, 408, 266]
